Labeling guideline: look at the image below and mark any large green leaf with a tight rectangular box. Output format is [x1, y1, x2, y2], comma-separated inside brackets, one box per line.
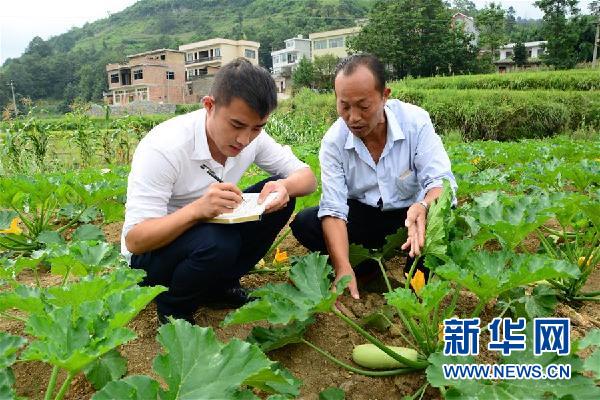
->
[247, 318, 314, 352]
[21, 305, 137, 372]
[71, 224, 106, 241]
[498, 285, 558, 319]
[578, 329, 600, 380]
[223, 252, 348, 326]
[84, 349, 128, 390]
[49, 240, 121, 277]
[468, 191, 554, 250]
[348, 227, 407, 266]
[153, 321, 296, 399]
[92, 375, 160, 400]
[0, 332, 27, 400]
[423, 180, 454, 263]
[0, 285, 44, 313]
[436, 251, 580, 303]
[385, 280, 451, 319]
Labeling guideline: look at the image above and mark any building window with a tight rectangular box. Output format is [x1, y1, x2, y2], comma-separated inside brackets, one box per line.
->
[110, 73, 119, 83]
[506, 51, 513, 58]
[528, 50, 533, 57]
[166, 71, 175, 80]
[160, 54, 166, 60]
[187, 53, 193, 61]
[286, 40, 293, 48]
[314, 39, 327, 50]
[214, 48, 221, 57]
[287, 53, 297, 63]
[328, 37, 344, 48]
[133, 70, 143, 80]
[245, 49, 256, 59]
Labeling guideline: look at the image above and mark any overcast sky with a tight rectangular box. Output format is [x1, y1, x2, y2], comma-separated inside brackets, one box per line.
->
[0, 0, 594, 65]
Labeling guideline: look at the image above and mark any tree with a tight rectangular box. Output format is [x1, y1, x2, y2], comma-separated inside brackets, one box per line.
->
[513, 41, 528, 66]
[506, 6, 517, 34]
[313, 54, 339, 90]
[476, 3, 507, 59]
[452, 0, 477, 16]
[535, 0, 580, 69]
[348, 0, 479, 79]
[292, 57, 314, 90]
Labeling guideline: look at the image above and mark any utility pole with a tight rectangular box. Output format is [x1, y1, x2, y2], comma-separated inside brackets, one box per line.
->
[593, 16, 599, 68]
[8, 80, 18, 116]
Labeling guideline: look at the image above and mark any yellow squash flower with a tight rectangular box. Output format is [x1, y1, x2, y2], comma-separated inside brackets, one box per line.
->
[405, 269, 426, 295]
[274, 247, 289, 263]
[0, 217, 22, 235]
[578, 256, 592, 269]
[471, 157, 481, 165]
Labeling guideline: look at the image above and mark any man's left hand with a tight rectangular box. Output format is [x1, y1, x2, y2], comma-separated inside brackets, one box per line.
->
[259, 180, 290, 213]
[401, 203, 427, 257]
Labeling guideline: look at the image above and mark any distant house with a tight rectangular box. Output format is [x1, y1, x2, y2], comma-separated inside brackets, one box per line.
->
[178, 38, 260, 102]
[451, 12, 479, 46]
[271, 35, 311, 95]
[495, 41, 547, 73]
[308, 26, 361, 60]
[104, 49, 186, 105]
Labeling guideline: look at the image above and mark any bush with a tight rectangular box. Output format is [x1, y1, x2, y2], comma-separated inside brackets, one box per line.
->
[390, 87, 600, 140]
[399, 69, 600, 91]
[175, 103, 201, 115]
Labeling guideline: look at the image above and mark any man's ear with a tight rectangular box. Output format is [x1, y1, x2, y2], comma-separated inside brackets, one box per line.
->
[202, 96, 215, 112]
[382, 87, 391, 101]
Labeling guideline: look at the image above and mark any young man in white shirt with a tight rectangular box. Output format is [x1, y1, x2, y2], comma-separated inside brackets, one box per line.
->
[122, 59, 317, 323]
[291, 54, 456, 299]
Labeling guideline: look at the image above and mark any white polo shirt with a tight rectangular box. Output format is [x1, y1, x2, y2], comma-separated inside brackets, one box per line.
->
[121, 108, 308, 261]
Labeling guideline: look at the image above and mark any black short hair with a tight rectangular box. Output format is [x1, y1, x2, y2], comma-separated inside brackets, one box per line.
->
[210, 58, 277, 118]
[334, 54, 386, 93]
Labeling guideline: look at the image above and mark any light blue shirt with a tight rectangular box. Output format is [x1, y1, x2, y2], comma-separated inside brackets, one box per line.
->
[318, 99, 457, 221]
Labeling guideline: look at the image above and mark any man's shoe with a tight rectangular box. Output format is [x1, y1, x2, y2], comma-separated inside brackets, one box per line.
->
[157, 310, 195, 325]
[203, 286, 251, 309]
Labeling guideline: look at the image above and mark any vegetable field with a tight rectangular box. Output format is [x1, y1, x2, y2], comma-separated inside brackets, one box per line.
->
[1, 77, 599, 399]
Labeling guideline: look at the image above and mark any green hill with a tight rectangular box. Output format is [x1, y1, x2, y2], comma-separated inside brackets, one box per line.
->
[0, 0, 372, 111]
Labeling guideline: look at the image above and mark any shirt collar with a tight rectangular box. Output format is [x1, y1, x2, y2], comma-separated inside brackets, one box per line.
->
[343, 103, 405, 150]
[191, 108, 213, 161]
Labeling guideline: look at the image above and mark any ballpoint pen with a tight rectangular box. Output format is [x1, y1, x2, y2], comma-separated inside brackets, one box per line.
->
[200, 163, 224, 183]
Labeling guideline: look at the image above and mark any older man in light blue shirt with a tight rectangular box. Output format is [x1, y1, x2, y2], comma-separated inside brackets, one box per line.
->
[291, 54, 456, 299]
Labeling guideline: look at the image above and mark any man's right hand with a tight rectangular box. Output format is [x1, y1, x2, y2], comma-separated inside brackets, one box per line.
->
[334, 265, 360, 300]
[193, 183, 243, 220]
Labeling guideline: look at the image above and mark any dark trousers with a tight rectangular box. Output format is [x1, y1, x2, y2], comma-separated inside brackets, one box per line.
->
[131, 177, 295, 318]
[290, 199, 422, 274]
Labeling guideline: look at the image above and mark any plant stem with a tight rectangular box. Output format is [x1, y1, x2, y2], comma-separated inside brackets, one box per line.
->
[376, 258, 392, 293]
[44, 366, 59, 400]
[53, 371, 75, 400]
[471, 299, 486, 318]
[332, 308, 428, 369]
[404, 256, 420, 290]
[300, 338, 414, 376]
[579, 290, 600, 297]
[573, 297, 600, 302]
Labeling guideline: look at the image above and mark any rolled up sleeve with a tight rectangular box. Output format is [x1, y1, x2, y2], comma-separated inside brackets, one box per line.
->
[318, 139, 349, 221]
[413, 115, 458, 202]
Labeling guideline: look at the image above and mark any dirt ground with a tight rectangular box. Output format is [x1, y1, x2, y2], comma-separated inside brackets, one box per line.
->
[5, 221, 600, 400]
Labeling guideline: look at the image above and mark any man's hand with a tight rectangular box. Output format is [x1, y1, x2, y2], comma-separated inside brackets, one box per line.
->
[193, 182, 243, 220]
[401, 203, 427, 257]
[259, 180, 290, 213]
[334, 265, 359, 299]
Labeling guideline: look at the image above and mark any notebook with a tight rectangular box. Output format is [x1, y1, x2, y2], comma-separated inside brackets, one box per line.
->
[207, 192, 279, 224]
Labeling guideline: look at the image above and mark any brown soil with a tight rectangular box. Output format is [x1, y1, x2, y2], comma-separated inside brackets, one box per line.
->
[5, 221, 600, 400]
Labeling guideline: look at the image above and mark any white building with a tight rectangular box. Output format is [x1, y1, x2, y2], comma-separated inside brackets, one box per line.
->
[451, 13, 479, 46]
[271, 35, 311, 94]
[496, 41, 547, 72]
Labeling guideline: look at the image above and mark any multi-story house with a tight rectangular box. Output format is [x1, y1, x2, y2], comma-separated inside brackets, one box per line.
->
[308, 26, 361, 61]
[271, 35, 311, 94]
[104, 49, 186, 105]
[451, 12, 479, 46]
[179, 38, 260, 101]
[495, 41, 547, 72]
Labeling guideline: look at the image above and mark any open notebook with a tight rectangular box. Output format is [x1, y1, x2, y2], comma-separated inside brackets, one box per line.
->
[207, 192, 279, 224]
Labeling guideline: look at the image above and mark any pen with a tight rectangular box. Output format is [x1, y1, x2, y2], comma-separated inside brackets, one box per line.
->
[201, 164, 223, 183]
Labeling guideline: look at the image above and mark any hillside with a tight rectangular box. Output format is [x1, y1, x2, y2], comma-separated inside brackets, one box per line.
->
[0, 0, 372, 110]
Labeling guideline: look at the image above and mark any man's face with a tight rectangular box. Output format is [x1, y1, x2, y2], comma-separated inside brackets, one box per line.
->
[334, 65, 390, 139]
[204, 96, 269, 159]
